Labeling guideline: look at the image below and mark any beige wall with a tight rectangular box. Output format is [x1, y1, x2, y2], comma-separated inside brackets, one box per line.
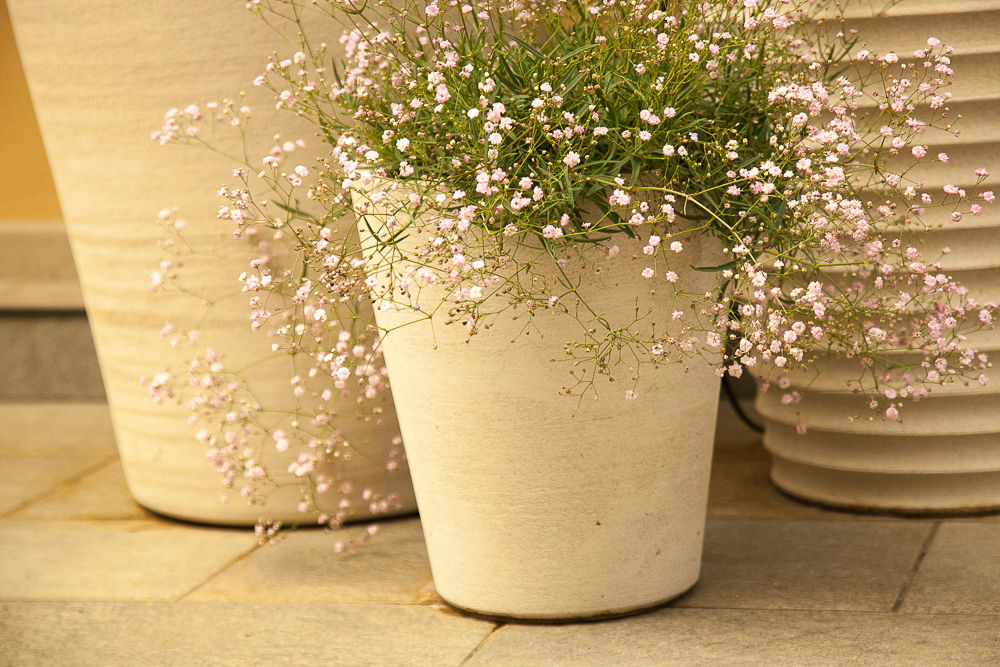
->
[1, 0, 61, 221]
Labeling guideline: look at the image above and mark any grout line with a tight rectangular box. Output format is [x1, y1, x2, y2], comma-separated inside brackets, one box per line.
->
[892, 521, 941, 613]
[174, 541, 265, 601]
[0, 453, 118, 519]
[674, 603, 917, 614]
[459, 623, 506, 665]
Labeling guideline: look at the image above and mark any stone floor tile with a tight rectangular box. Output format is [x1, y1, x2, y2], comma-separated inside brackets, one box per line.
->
[186, 517, 433, 603]
[464, 608, 1000, 665]
[6, 459, 152, 521]
[902, 522, 1000, 614]
[0, 401, 114, 456]
[0, 453, 114, 515]
[0, 601, 495, 667]
[0, 401, 118, 514]
[0, 521, 256, 600]
[677, 520, 931, 612]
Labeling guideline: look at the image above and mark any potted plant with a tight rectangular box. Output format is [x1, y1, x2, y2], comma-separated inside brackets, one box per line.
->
[163, 0, 993, 619]
[7, 0, 416, 527]
[753, 2, 1000, 514]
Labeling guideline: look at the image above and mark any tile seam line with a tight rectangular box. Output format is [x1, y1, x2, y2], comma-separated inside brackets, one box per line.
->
[0, 453, 118, 519]
[674, 604, 901, 614]
[458, 623, 506, 666]
[174, 540, 264, 602]
[892, 520, 941, 612]
[673, 605, 1000, 618]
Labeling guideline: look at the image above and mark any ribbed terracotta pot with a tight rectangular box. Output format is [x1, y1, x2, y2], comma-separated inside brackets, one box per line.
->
[755, 0, 1000, 514]
[9, 1, 416, 525]
[354, 179, 723, 620]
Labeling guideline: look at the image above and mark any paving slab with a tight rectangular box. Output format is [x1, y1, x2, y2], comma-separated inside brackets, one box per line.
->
[902, 522, 1000, 614]
[0, 521, 256, 600]
[186, 517, 433, 603]
[0, 601, 495, 667]
[465, 608, 1000, 665]
[677, 520, 932, 612]
[0, 453, 113, 515]
[6, 458, 151, 521]
[0, 401, 118, 515]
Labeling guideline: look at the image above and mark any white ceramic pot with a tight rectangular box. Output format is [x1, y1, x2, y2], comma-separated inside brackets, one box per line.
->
[755, 0, 1000, 514]
[354, 179, 723, 620]
[9, 1, 415, 524]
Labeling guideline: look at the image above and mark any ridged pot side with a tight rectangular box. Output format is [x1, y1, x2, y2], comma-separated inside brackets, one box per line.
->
[8, 1, 416, 525]
[755, 1, 1000, 514]
[355, 182, 724, 620]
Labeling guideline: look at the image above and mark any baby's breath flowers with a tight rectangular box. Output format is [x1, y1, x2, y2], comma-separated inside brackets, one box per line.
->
[158, 0, 995, 455]
[148, 168, 410, 543]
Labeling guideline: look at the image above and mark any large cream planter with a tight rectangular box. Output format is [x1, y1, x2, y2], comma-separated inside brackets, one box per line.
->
[9, 1, 416, 525]
[755, 1, 1000, 514]
[355, 180, 723, 620]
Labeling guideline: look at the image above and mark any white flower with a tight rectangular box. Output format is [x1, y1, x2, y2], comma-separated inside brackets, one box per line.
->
[563, 151, 581, 168]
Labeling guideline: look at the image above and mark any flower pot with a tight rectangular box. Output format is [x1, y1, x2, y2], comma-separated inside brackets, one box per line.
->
[8, 1, 416, 525]
[754, 1, 1000, 514]
[755, 348, 1000, 514]
[354, 178, 723, 620]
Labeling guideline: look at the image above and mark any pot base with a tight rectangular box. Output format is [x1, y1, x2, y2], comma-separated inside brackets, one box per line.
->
[436, 581, 698, 625]
[770, 458, 1000, 517]
[134, 499, 419, 528]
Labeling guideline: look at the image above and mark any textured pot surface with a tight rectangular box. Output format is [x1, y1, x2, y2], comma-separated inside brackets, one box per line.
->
[9, 1, 415, 524]
[756, 0, 1000, 514]
[357, 183, 724, 620]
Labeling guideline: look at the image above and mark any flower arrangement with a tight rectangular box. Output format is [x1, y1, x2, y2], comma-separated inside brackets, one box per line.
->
[152, 0, 994, 532]
[148, 155, 412, 546]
